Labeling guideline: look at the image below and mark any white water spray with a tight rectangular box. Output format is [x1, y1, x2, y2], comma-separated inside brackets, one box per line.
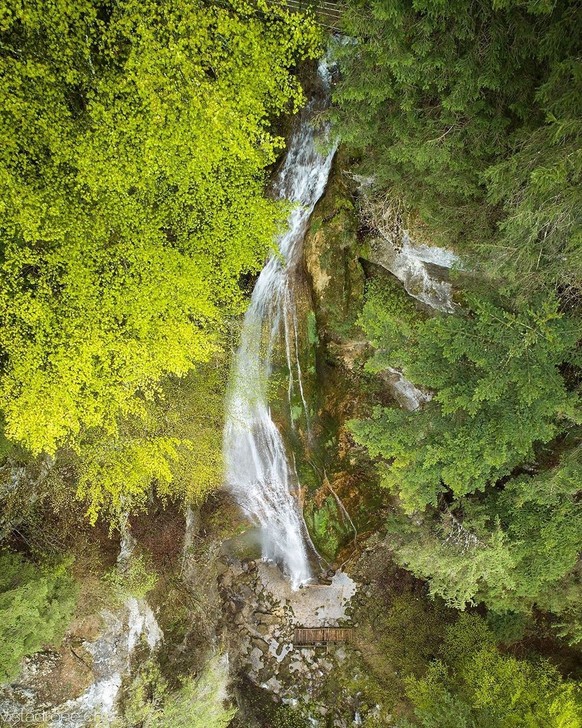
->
[224, 60, 336, 589]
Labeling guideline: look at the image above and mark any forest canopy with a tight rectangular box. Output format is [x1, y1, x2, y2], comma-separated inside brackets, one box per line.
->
[332, 0, 582, 292]
[0, 0, 321, 521]
[334, 0, 582, 642]
[0, 0, 320, 458]
[0, 0, 580, 724]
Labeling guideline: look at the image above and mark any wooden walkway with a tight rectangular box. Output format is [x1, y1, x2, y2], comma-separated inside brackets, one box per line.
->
[281, 0, 344, 29]
[294, 627, 354, 644]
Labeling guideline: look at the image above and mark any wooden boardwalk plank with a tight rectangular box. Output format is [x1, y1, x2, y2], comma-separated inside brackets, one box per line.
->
[294, 627, 354, 644]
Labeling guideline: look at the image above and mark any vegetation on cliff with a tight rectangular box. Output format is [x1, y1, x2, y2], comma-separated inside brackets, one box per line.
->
[332, 0, 581, 292]
[334, 0, 582, 647]
[0, 552, 76, 682]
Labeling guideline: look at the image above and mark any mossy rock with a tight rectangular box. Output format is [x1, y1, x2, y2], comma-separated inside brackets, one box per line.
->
[304, 147, 366, 345]
[304, 495, 351, 563]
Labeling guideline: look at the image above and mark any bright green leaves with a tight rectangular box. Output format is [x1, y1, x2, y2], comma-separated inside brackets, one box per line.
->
[71, 366, 226, 524]
[0, 0, 321, 458]
[402, 614, 582, 728]
[0, 237, 221, 453]
[77, 436, 183, 525]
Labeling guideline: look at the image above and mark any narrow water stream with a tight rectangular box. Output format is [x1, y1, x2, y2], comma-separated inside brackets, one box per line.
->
[223, 60, 336, 589]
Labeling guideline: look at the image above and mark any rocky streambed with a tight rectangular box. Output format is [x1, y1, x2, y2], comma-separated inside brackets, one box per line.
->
[218, 551, 383, 725]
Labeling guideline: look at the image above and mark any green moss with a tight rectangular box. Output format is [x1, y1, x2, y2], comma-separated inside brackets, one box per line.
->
[304, 496, 348, 561]
[307, 310, 319, 347]
[271, 705, 312, 728]
[304, 150, 366, 346]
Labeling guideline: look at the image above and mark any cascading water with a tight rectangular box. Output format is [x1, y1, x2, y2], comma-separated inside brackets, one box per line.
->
[223, 60, 336, 589]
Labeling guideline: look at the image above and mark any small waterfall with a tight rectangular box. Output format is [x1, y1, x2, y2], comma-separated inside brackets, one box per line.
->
[377, 232, 459, 313]
[0, 532, 162, 727]
[53, 532, 162, 727]
[54, 596, 161, 728]
[224, 60, 336, 589]
[354, 177, 460, 313]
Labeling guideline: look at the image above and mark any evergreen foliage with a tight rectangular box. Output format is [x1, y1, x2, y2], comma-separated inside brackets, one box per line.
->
[353, 276, 582, 633]
[0, 551, 76, 682]
[152, 654, 235, 728]
[352, 286, 580, 511]
[332, 0, 582, 290]
[114, 653, 235, 728]
[386, 449, 582, 635]
[338, 0, 582, 646]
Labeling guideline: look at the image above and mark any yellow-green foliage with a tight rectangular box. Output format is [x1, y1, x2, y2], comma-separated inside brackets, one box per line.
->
[0, 0, 321, 456]
[73, 363, 225, 522]
[401, 614, 582, 727]
[78, 437, 182, 524]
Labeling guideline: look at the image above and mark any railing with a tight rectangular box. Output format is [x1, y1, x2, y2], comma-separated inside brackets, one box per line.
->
[282, 0, 344, 29]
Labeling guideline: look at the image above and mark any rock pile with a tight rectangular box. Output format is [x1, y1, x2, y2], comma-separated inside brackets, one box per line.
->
[220, 557, 357, 705]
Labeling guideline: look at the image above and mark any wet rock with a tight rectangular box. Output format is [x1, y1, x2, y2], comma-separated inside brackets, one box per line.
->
[222, 559, 360, 715]
[0, 597, 162, 728]
[367, 233, 458, 313]
[249, 648, 264, 673]
[261, 677, 282, 694]
[381, 367, 432, 411]
[256, 623, 273, 637]
[269, 642, 294, 663]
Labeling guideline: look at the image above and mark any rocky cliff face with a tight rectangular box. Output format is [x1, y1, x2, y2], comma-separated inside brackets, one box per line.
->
[0, 131, 466, 728]
[296, 152, 381, 564]
[299, 148, 460, 564]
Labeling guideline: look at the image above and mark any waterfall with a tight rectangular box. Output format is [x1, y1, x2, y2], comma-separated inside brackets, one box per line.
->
[223, 60, 336, 589]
